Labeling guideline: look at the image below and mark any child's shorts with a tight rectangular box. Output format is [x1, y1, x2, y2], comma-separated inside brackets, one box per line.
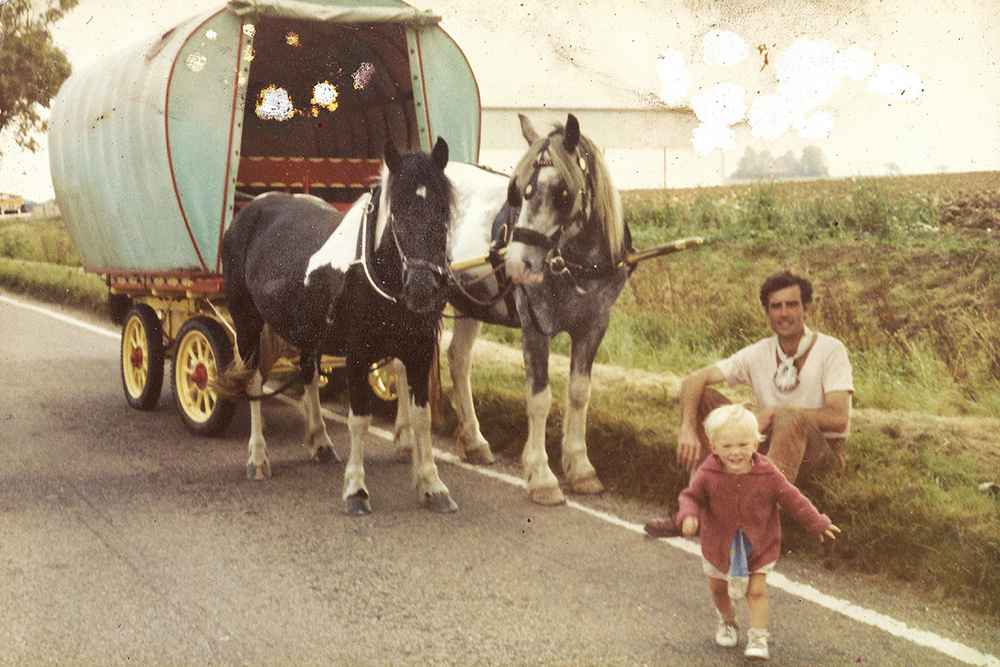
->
[702, 558, 776, 599]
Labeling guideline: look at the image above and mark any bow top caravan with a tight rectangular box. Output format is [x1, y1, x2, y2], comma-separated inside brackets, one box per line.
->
[49, 0, 480, 276]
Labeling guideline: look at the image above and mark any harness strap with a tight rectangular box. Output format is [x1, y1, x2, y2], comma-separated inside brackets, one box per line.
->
[352, 186, 398, 304]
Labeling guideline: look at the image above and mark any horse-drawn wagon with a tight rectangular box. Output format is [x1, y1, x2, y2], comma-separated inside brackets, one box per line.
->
[49, 0, 482, 436]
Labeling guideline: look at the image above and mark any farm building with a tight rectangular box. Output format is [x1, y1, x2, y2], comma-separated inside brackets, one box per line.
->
[479, 106, 726, 191]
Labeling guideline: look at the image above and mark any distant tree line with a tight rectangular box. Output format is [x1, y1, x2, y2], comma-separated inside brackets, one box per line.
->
[732, 146, 829, 180]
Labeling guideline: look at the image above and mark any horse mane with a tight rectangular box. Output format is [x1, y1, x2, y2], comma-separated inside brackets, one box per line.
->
[511, 122, 626, 262]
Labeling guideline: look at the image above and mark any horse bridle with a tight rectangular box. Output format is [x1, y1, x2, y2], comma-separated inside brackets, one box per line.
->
[508, 138, 628, 285]
[355, 187, 449, 305]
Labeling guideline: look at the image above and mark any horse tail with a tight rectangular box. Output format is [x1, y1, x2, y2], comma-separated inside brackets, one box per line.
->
[210, 325, 296, 401]
[210, 353, 255, 401]
[256, 324, 288, 380]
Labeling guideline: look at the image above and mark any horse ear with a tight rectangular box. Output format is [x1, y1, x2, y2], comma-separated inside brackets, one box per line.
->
[563, 113, 580, 153]
[431, 137, 449, 171]
[384, 141, 402, 172]
[518, 114, 540, 145]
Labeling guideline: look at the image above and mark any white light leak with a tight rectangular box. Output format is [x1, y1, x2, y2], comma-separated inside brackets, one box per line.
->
[656, 49, 693, 106]
[867, 62, 924, 100]
[205, 29, 217, 40]
[691, 83, 746, 153]
[243, 24, 256, 38]
[185, 52, 207, 73]
[312, 81, 339, 113]
[256, 86, 295, 121]
[702, 29, 748, 67]
[353, 62, 375, 89]
[656, 30, 925, 152]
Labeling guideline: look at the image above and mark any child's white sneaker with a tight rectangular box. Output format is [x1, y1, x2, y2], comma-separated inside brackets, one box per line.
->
[714, 613, 739, 647]
[744, 628, 770, 660]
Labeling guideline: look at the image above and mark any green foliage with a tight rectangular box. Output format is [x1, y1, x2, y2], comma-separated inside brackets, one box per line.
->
[0, 257, 106, 311]
[4, 171, 1000, 620]
[0, 0, 79, 154]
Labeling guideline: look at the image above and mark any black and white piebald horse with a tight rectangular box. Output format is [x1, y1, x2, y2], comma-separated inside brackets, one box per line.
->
[215, 139, 456, 515]
[395, 114, 634, 505]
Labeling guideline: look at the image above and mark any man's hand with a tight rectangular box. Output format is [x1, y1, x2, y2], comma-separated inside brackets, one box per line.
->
[675, 422, 702, 472]
[682, 515, 699, 537]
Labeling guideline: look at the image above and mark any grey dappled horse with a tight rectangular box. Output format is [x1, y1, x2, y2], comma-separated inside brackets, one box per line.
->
[395, 115, 633, 505]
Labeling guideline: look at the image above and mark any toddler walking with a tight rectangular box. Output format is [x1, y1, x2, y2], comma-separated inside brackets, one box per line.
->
[676, 404, 840, 660]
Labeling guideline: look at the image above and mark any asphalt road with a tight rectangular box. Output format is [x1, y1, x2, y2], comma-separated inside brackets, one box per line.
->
[1, 293, 998, 666]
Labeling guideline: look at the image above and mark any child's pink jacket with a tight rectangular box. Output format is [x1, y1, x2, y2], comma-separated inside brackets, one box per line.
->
[676, 453, 832, 574]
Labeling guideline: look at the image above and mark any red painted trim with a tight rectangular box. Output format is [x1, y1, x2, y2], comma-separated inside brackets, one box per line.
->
[163, 10, 228, 274]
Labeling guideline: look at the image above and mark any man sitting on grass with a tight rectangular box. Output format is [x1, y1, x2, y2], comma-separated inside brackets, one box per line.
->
[645, 269, 853, 538]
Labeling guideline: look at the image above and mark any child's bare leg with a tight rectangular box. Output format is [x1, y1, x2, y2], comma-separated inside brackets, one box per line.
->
[709, 576, 735, 619]
[746, 572, 769, 630]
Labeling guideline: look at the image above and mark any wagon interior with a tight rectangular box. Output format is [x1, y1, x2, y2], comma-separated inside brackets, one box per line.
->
[235, 17, 421, 208]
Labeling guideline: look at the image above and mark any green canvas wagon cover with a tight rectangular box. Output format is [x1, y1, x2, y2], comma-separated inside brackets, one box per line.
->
[49, 0, 481, 276]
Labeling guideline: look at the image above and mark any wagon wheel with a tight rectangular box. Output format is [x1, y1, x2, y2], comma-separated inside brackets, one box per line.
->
[120, 304, 165, 410]
[172, 317, 235, 436]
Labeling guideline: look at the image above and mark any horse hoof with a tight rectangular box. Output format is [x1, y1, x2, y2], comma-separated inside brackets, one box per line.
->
[567, 473, 605, 496]
[311, 446, 339, 464]
[462, 445, 495, 466]
[395, 446, 413, 464]
[530, 486, 566, 506]
[246, 462, 271, 481]
[345, 495, 372, 516]
[425, 493, 458, 513]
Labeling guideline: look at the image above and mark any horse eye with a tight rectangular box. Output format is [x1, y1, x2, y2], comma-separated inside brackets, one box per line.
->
[556, 187, 572, 209]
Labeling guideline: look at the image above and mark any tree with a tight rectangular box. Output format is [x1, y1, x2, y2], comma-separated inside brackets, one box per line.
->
[800, 145, 829, 177]
[0, 0, 79, 156]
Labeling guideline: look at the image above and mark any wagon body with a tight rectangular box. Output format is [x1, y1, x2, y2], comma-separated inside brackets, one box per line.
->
[48, 0, 479, 432]
[50, 0, 480, 277]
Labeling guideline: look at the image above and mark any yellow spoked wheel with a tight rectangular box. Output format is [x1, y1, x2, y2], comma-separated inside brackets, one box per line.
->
[368, 359, 398, 401]
[172, 317, 235, 436]
[120, 304, 164, 410]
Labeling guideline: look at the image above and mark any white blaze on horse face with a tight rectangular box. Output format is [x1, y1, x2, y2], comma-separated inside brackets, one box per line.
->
[304, 192, 369, 283]
[505, 166, 561, 285]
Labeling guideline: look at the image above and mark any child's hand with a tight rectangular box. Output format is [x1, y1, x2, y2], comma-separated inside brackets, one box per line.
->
[819, 524, 841, 542]
[682, 515, 699, 537]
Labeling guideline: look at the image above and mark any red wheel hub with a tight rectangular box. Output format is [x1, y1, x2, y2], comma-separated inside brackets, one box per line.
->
[130, 347, 144, 369]
[189, 363, 209, 390]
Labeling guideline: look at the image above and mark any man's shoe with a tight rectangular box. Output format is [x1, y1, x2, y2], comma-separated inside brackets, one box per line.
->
[643, 516, 681, 538]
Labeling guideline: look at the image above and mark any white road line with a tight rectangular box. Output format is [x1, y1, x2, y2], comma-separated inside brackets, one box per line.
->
[317, 406, 1000, 667]
[9, 295, 998, 667]
[0, 293, 119, 340]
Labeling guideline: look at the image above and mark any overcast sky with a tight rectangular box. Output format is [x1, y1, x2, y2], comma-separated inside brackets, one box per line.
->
[2, 0, 998, 200]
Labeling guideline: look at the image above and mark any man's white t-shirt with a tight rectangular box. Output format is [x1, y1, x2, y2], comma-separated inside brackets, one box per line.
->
[716, 332, 854, 439]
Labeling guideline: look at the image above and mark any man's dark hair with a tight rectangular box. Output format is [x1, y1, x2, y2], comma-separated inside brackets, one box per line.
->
[759, 270, 813, 308]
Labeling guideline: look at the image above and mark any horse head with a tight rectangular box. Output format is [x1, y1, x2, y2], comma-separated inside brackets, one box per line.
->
[504, 114, 625, 286]
[379, 137, 453, 315]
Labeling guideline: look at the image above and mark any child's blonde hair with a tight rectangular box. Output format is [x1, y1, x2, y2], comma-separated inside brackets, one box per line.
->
[703, 404, 766, 444]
